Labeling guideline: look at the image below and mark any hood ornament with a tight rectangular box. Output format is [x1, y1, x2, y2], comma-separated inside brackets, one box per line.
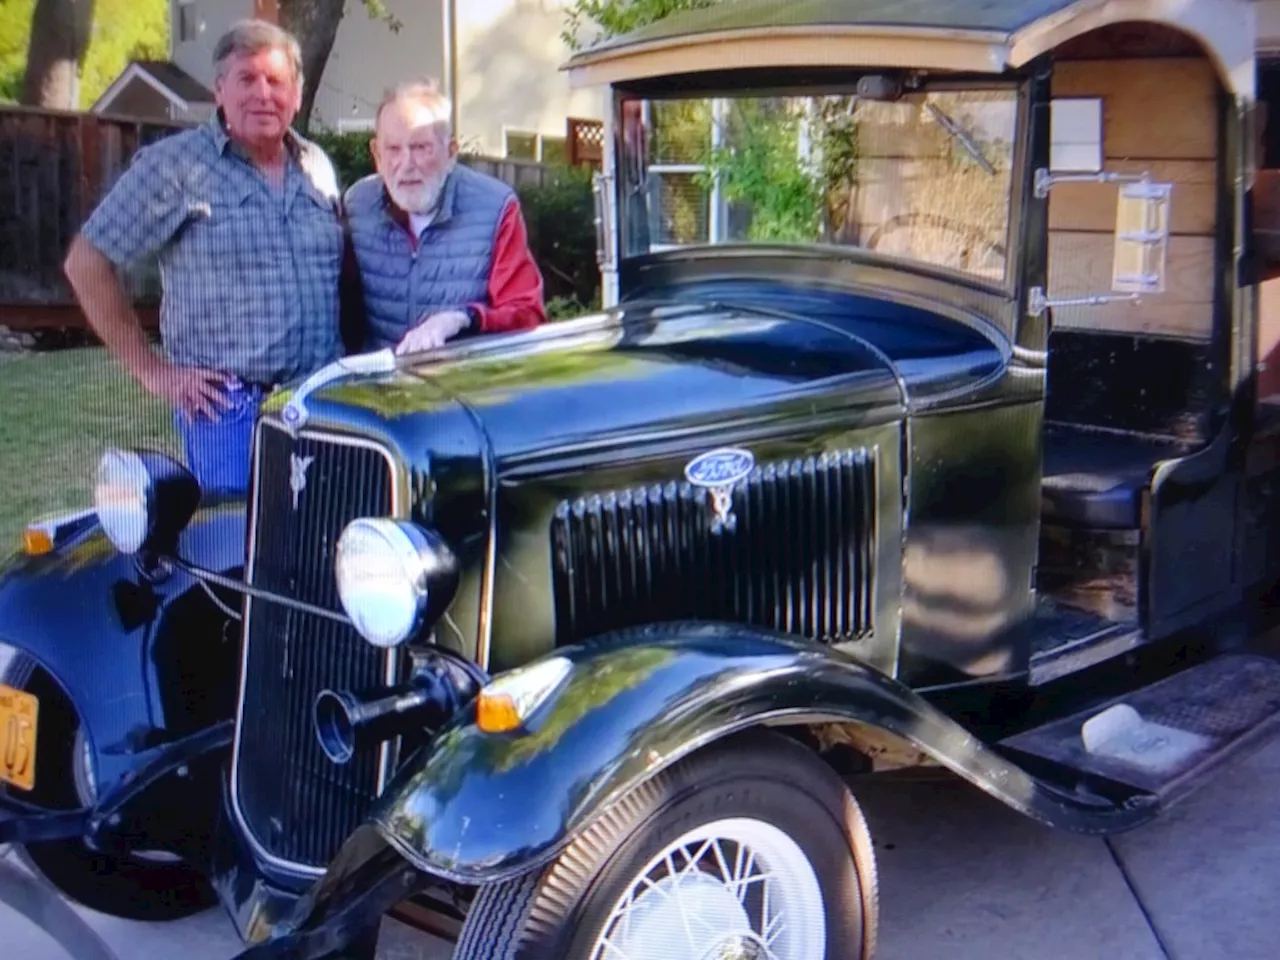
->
[685, 447, 755, 534]
[281, 348, 398, 436]
[289, 453, 315, 510]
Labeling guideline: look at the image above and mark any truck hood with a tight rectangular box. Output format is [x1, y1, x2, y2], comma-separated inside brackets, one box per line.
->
[278, 287, 1007, 475]
[397, 298, 908, 468]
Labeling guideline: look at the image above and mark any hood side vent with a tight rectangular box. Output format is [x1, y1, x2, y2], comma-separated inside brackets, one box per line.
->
[551, 448, 876, 646]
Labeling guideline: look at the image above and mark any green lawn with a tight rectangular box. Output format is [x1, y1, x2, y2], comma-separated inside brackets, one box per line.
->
[0, 347, 179, 551]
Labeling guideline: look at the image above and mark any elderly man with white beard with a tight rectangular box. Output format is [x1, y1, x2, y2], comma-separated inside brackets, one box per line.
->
[341, 78, 547, 355]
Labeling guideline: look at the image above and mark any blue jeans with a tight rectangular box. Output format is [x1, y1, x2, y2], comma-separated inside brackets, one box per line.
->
[175, 382, 267, 496]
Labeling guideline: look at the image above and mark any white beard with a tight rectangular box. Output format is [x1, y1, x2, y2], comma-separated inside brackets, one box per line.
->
[387, 163, 452, 215]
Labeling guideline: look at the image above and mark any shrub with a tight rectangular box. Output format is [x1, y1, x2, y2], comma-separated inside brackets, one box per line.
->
[514, 164, 601, 312]
[309, 128, 376, 188]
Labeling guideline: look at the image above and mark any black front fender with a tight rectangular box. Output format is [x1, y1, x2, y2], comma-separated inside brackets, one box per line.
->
[370, 623, 1156, 886]
[0, 499, 246, 792]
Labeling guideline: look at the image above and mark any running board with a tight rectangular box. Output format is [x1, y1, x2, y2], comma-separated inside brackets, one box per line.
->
[1028, 623, 1144, 686]
[999, 654, 1280, 809]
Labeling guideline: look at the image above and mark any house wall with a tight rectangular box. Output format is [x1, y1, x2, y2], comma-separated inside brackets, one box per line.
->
[453, 0, 603, 157]
[171, 0, 254, 89]
[310, 0, 446, 132]
[95, 75, 217, 125]
[167, 0, 602, 152]
[101, 82, 174, 123]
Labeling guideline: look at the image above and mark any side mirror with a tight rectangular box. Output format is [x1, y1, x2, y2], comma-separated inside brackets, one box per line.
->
[1030, 168, 1174, 320]
[1111, 179, 1172, 295]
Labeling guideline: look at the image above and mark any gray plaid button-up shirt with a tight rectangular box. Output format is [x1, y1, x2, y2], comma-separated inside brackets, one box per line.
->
[81, 112, 345, 385]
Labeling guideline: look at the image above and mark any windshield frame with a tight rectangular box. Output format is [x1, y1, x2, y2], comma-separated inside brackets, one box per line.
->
[611, 67, 1032, 297]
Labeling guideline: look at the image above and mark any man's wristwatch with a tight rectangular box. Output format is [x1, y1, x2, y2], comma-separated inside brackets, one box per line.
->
[464, 305, 481, 332]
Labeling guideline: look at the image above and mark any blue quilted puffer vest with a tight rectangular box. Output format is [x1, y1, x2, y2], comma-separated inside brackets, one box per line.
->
[344, 163, 514, 350]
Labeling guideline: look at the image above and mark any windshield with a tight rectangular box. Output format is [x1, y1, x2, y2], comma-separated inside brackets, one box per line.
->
[618, 83, 1020, 287]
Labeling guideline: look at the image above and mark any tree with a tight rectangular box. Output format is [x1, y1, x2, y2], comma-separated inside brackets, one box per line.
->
[561, 0, 719, 50]
[79, 0, 167, 107]
[20, 0, 94, 108]
[279, 0, 402, 130]
[3, 0, 167, 110]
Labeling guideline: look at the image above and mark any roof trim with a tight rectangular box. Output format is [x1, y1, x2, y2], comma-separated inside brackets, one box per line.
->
[563, 0, 1258, 98]
[1009, 0, 1257, 98]
[566, 24, 1010, 89]
[92, 62, 191, 115]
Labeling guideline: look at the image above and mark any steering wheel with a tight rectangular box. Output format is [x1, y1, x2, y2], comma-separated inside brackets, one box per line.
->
[864, 212, 1007, 274]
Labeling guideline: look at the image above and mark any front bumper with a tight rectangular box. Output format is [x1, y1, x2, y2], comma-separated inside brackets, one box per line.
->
[0, 720, 233, 848]
[0, 792, 89, 844]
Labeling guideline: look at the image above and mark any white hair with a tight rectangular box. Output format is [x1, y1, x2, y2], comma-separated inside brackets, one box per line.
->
[376, 78, 453, 141]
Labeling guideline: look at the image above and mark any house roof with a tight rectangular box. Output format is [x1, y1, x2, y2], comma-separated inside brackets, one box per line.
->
[133, 60, 216, 104]
[91, 60, 214, 116]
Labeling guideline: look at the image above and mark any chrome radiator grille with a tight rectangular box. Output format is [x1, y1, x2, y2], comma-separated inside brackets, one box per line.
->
[551, 449, 877, 646]
[232, 421, 396, 872]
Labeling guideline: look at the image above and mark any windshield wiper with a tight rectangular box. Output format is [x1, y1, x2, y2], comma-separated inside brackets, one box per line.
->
[924, 101, 996, 176]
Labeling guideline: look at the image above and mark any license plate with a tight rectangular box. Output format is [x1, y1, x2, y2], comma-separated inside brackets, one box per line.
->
[0, 683, 37, 792]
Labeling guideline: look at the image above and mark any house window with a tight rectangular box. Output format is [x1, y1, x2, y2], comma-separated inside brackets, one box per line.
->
[178, 2, 198, 43]
[1050, 98, 1103, 172]
[643, 98, 728, 248]
[504, 129, 540, 160]
[540, 134, 568, 163]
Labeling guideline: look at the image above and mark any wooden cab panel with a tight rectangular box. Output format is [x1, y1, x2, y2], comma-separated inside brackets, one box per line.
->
[1046, 54, 1219, 341]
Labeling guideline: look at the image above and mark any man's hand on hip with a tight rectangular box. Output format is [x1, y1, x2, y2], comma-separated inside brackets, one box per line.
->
[138, 361, 234, 422]
[395, 310, 471, 356]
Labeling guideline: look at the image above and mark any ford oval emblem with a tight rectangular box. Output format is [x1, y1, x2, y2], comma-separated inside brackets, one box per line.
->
[685, 447, 755, 533]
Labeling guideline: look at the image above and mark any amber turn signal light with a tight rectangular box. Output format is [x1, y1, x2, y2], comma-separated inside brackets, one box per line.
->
[475, 692, 524, 734]
[22, 527, 54, 556]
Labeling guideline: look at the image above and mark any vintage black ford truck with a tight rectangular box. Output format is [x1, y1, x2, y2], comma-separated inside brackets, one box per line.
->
[6, 1, 1280, 958]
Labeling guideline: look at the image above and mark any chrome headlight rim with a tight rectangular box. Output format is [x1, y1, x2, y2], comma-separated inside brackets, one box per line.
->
[334, 518, 459, 649]
[92, 448, 200, 557]
[93, 449, 156, 555]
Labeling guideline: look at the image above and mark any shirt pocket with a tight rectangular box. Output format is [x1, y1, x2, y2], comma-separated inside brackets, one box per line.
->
[292, 185, 344, 279]
[184, 183, 262, 273]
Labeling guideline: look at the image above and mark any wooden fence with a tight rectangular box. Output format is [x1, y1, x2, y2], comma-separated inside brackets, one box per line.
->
[0, 105, 187, 329]
[0, 107, 603, 333]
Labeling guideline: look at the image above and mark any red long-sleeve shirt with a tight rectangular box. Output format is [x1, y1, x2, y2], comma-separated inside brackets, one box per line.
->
[339, 191, 546, 353]
[465, 197, 547, 334]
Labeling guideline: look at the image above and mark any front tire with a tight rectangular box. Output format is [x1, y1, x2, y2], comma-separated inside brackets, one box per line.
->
[12, 669, 216, 922]
[454, 730, 879, 960]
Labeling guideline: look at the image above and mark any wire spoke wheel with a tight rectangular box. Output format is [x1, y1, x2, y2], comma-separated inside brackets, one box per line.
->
[589, 817, 825, 960]
[453, 731, 879, 960]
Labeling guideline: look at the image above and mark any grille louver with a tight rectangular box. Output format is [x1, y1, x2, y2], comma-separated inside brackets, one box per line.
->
[232, 421, 397, 873]
[551, 449, 877, 646]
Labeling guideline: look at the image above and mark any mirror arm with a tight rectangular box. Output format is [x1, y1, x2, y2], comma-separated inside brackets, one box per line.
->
[1027, 286, 1140, 319]
[1035, 167, 1152, 199]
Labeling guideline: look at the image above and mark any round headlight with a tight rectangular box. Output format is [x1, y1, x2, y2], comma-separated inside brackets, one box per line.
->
[93, 450, 152, 554]
[334, 520, 458, 649]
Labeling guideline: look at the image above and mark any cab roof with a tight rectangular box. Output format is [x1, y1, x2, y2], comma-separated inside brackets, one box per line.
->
[576, 0, 1078, 49]
[563, 0, 1256, 98]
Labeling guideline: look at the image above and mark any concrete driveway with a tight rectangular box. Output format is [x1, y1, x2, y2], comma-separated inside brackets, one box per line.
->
[4, 737, 1277, 960]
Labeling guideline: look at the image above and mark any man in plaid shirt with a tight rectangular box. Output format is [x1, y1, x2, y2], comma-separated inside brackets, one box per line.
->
[63, 19, 346, 496]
